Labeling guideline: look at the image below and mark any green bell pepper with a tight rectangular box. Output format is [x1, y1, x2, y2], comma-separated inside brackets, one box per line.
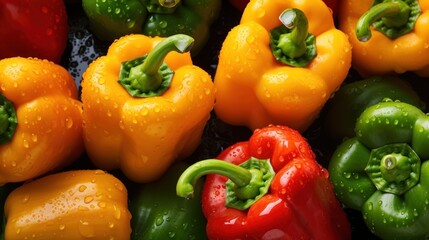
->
[128, 161, 207, 240]
[82, 0, 221, 55]
[328, 100, 429, 240]
[322, 76, 424, 145]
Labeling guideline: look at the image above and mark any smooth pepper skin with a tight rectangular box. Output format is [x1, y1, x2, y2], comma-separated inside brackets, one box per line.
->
[328, 100, 429, 239]
[214, 0, 352, 132]
[4, 170, 131, 240]
[82, 0, 221, 55]
[81, 34, 216, 183]
[129, 161, 207, 240]
[177, 125, 351, 240]
[0, 0, 69, 63]
[339, 0, 429, 77]
[0, 57, 84, 184]
[322, 76, 424, 145]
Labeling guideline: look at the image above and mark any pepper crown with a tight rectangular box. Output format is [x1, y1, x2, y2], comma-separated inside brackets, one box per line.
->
[0, 94, 17, 144]
[118, 34, 194, 97]
[176, 157, 275, 210]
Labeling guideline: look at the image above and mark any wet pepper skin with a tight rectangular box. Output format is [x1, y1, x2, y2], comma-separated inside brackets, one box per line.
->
[0, 57, 84, 184]
[329, 101, 429, 239]
[178, 125, 351, 239]
[4, 170, 131, 240]
[214, 0, 352, 132]
[0, 0, 69, 63]
[339, 0, 429, 77]
[81, 34, 216, 183]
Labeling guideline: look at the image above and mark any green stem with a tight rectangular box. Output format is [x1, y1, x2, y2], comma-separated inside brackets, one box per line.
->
[356, 1, 411, 41]
[159, 0, 180, 8]
[380, 153, 411, 183]
[176, 159, 253, 199]
[128, 34, 193, 92]
[277, 8, 309, 59]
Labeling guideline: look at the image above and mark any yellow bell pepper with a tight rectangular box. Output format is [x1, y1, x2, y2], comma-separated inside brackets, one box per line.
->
[0, 57, 84, 184]
[339, 0, 429, 77]
[81, 34, 215, 183]
[214, 0, 352, 132]
[4, 170, 131, 240]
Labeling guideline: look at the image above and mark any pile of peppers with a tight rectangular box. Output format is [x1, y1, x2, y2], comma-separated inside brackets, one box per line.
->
[0, 0, 429, 239]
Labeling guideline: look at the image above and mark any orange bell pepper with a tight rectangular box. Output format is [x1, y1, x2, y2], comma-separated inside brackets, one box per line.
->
[81, 34, 215, 183]
[339, 0, 429, 77]
[213, 0, 352, 132]
[4, 170, 131, 240]
[0, 57, 84, 184]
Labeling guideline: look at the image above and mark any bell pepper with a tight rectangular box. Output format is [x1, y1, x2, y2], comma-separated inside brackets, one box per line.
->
[177, 125, 351, 239]
[328, 100, 429, 239]
[81, 0, 221, 55]
[0, 183, 19, 240]
[4, 169, 131, 240]
[81, 34, 216, 183]
[213, 0, 352, 132]
[129, 161, 207, 239]
[227, 0, 339, 18]
[0, 57, 84, 184]
[322, 76, 425, 145]
[0, 0, 69, 63]
[338, 0, 429, 77]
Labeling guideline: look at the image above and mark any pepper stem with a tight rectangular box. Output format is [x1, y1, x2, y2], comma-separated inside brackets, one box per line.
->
[277, 8, 309, 59]
[177, 158, 275, 210]
[129, 34, 193, 92]
[118, 34, 194, 97]
[269, 8, 317, 67]
[356, 1, 411, 41]
[380, 153, 411, 183]
[159, 0, 180, 8]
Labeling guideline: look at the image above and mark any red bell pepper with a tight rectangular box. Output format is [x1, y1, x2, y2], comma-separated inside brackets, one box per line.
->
[0, 0, 69, 63]
[177, 125, 351, 239]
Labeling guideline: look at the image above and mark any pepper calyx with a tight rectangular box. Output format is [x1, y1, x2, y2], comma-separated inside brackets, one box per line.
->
[365, 143, 420, 195]
[270, 8, 317, 67]
[176, 157, 275, 210]
[356, 0, 421, 41]
[118, 34, 194, 98]
[0, 94, 17, 144]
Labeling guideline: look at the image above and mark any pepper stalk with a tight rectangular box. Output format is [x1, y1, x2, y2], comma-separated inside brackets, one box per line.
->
[177, 157, 275, 210]
[270, 8, 317, 67]
[118, 34, 194, 97]
[356, 0, 421, 41]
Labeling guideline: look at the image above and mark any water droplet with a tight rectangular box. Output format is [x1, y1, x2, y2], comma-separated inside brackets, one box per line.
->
[79, 185, 87, 192]
[84, 196, 94, 204]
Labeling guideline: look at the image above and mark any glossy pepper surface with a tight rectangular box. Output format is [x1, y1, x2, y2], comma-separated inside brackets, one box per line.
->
[0, 0, 69, 63]
[339, 0, 429, 77]
[129, 161, 207, 240]
[177, 125, 351, 240]
[0, 57, 84, 184]
[214, 0, 352, 132]
[82, 0, 221, 55]
[322, 76, 425, 145]
[328, 100, 429, 239]
[228, 0, 339, 18]
[81, 34, 216, 183]
[4, 170, 131, 240]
